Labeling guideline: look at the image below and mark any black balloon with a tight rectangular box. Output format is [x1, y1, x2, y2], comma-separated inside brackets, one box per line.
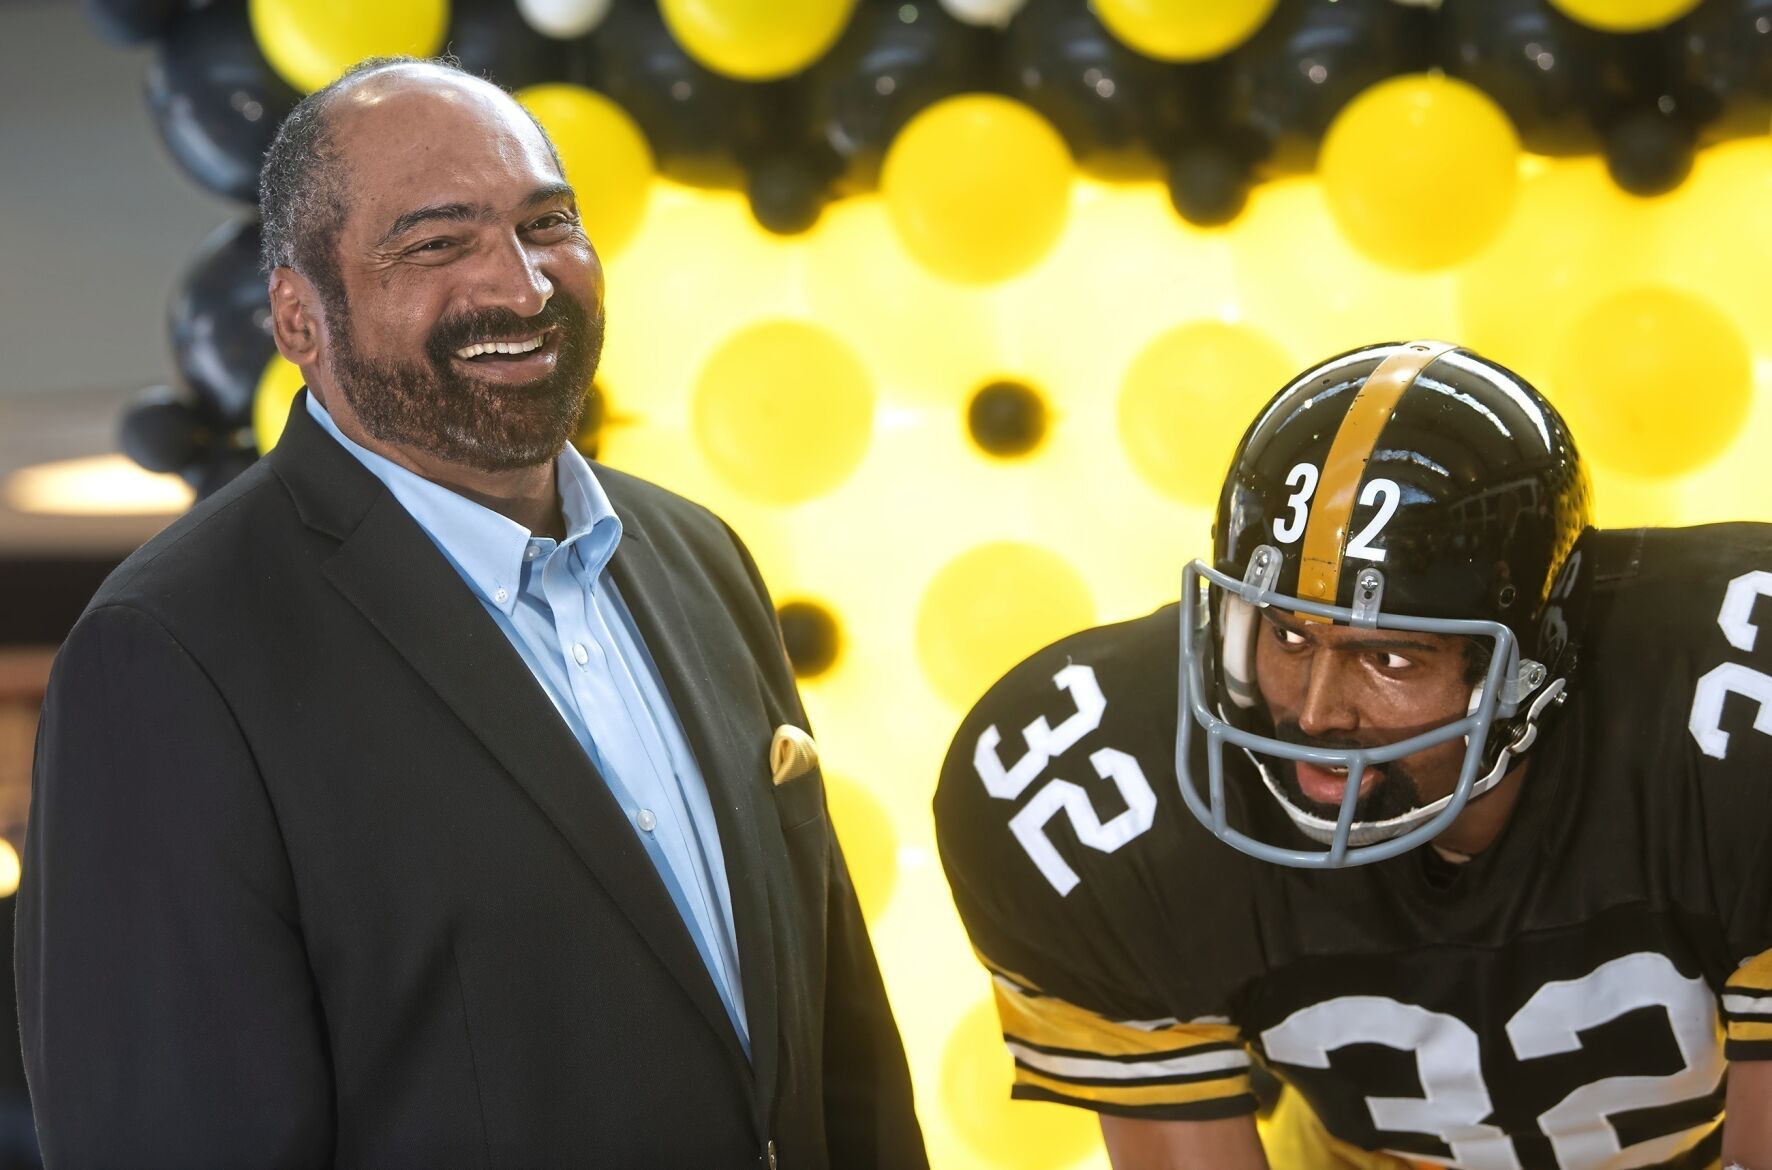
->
[1437, 0, 1617, 156]
[747, 149, 836, 235]
[967, 380, 1047, 458]
[182, 446, 260, 500]
[119, 386, 212, 474]
[86, 0, 183, 44]
[777, 601, 842, 678]
[448, 0, 568, 92]
[803, 0, 990, 192]
[1002, 0, 1194, 180]
[1221, 0, 1431, 175]
[1166, 141, 1248, 227]
[566, 0, 765, 188]
[170, 219, 276, 427]
[1603, 104, 1697, 195]
[1677, 0, 1772, 142]
[143, 2, 300, 203]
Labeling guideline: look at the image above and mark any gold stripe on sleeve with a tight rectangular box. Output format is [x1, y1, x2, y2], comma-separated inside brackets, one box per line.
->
[1726, 948, 1772, 994]
[1728, 1020, 1772, 1044]
[990, 975, 1242, 1059]
[1014, 1066, 1249, 1108]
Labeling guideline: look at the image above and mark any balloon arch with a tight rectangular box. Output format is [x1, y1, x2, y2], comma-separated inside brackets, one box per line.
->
[104, 0, 1770, 490]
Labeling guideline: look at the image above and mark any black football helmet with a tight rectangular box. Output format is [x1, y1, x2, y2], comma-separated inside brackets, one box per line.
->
[1175, 341, 1592, 867]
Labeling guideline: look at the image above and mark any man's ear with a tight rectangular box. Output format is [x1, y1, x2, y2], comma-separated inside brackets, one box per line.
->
[267, 266, 324, 369]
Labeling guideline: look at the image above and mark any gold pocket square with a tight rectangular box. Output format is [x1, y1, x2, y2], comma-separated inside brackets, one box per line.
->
[770, 724, 819, 786]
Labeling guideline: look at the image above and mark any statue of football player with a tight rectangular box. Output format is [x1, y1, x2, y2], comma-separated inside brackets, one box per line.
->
[935, 341, 1772, 1169]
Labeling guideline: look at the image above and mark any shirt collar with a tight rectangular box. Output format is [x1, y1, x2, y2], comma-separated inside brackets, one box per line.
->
[305, 392, 622, 614]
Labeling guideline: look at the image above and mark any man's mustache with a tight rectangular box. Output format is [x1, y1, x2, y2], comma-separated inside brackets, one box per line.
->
[424, 293, 589, 364]
[1270, 719, 1447, 758]
[1271, 722, 1378, 755]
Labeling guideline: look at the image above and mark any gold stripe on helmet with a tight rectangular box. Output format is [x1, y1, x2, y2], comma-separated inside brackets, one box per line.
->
[1295, 341, 1457, 618]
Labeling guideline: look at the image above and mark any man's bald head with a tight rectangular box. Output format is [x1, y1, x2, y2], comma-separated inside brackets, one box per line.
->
[257, 57, 561, 304]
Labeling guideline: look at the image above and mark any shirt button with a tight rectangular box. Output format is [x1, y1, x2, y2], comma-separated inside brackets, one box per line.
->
[636, 809, 657, 833]
[572, 642, 589, 666]
[525, 546, 540, 560]
[493, 587, 509, 604]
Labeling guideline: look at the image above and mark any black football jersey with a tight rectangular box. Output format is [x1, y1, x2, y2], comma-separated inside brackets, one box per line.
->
[934, 524, 1772, 1169]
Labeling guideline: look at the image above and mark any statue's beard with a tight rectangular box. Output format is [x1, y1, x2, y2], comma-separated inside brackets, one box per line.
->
[1270, 720, 1426, 823]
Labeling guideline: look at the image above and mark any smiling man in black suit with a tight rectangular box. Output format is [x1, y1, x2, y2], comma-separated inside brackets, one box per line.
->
[18, 57, 925, 1170]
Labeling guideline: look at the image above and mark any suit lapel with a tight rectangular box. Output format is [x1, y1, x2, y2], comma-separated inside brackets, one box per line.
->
[605, 507, 782, 1121]
[271, 398, 753, 1081]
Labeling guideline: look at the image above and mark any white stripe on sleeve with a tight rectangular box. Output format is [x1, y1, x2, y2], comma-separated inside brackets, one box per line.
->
[1006, 1041, 1250, 1083]
[1722, 992, 1772, 1018]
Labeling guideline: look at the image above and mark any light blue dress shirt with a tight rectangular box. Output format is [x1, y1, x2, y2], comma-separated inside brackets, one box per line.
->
[305, 394, 750, 1054]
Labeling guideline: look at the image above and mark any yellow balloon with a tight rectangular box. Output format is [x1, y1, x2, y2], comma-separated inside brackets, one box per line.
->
[516, 84, 655, 257]
[825, 774, 899, 922]
[940, 1000, 1098, 1169]
[254, 355, 307, 454]
[1320, 75, 1520, 272]
[596, 186, 804, 424]
[1095, 0, 1279, 62]
[249, 0, 449, 94]
[1118, 321, 1294, 504]
[915, 542, 1094, 709]
[801, 197, 1002, 406]
[1548, 0, 1702, 31]
[1587, 473, 1683, 531]
[1551, 287, 1752, 479]
[882, 95, 1073, 285]
[1231, 176, 1460, 361]
[1456, 157, 1657, 387]
[660, 0, 855, 80]
[692, 321, 875, 503]
[1657, 139, 1772, 357]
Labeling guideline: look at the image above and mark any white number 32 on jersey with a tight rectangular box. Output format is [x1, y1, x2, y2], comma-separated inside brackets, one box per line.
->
[1689, 570, 1772, 759]
[973, 663, 1157, 895]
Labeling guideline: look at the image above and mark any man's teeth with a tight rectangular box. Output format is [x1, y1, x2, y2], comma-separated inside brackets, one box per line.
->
[455, 335, 546, 359]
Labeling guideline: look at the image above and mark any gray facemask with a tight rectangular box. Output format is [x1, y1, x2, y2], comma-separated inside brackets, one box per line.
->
[1174, 547, 1563, 869]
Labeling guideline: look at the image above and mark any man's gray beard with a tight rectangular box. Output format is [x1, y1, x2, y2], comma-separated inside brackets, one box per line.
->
[324, 292, 602, 473]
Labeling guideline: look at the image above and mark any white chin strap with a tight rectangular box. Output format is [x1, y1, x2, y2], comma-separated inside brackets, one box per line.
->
[1252, 676, 1566, 848]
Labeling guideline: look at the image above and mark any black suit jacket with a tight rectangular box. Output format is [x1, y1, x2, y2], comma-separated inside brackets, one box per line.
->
[17, 397, 927, 1170]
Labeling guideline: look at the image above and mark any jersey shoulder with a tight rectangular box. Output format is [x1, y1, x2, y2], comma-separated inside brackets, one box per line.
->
[1573, 523, 1772, 764]
[934, 603, 1254, 1012]
[934, 605, 1265, 1120]
[941, 601, 1183, 803]
[934, 603, 1182, 916]
[1569, 525, 1772, 960]
[1575, 523, 1772, 656]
